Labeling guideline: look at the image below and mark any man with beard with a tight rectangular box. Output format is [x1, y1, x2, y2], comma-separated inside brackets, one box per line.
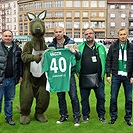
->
[76, 28, 107, 123]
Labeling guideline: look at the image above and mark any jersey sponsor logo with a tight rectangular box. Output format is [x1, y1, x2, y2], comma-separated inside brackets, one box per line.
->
[53, 74, 66, 77]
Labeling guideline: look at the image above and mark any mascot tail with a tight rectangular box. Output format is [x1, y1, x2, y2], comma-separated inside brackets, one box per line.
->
[16, 104, 20, 113]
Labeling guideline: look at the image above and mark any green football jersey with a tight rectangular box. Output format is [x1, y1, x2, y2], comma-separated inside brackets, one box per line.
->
[42, 48, 76, 92]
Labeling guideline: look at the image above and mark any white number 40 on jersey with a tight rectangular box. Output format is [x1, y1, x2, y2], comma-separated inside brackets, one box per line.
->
[50, 57, 67, 73]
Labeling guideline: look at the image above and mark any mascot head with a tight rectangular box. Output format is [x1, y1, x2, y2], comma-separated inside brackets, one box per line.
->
[26, 10, 47, 37]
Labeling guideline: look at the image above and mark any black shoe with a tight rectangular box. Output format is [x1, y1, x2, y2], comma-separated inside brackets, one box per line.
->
[56, 115, 68, 124]
[99, 117, 106, 123]
[6, 118, 15, 125]
[82, 116, 89, 123]
[108, 118, 116, 124]
[126, 120, 133, 126]
[74, 117, 80, 126]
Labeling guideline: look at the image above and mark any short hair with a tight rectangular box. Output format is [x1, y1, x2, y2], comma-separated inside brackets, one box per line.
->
[84, 28, 95, 34]
[54, 26, 64, 32]
[2, 30, 13, 36]
[117, 28, 128, 35]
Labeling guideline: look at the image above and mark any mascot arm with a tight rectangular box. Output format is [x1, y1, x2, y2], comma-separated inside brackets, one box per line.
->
[21, 42, 42, 63]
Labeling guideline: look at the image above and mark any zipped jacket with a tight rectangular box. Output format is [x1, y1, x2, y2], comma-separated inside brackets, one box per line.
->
[48, 35, 81, 74]
[106, 39, 133, 78]
[76, 41, 107, 78]
[48, 35, 75, 48]
[0, 41, 23, 84]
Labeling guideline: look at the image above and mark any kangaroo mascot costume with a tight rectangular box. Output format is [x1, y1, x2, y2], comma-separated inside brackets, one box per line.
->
[20, 10, 50, 124]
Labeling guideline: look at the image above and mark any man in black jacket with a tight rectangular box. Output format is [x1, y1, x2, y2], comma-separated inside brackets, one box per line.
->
[106, 27, 133, 126]
[0, 30, 23, 125]
[48, 26, 81, 126]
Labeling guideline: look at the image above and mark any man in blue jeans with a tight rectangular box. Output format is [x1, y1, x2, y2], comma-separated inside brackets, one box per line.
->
[0, 30, 23, 125]
[48, 26, 81, 126]
[76, 28, 107, 123]
[106, 27, 133, 126]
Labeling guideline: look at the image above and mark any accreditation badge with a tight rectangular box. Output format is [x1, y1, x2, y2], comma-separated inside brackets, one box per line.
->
[92, 56, 97, 62]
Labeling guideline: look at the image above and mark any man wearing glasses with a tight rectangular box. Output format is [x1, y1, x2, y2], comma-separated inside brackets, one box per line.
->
[76, 28, 107, 123]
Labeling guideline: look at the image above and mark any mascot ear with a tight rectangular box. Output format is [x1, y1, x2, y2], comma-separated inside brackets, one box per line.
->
[26, 12, 36, 21]
[38, 10, 47, 20]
